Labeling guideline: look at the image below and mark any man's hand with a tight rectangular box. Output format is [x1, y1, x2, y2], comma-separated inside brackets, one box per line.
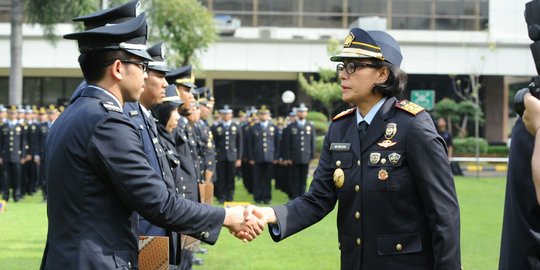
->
[235, 159, 242, 168]
[249, 160, 255, 165]
[523, 93, 540, 136]
[223, 206, 265, 242]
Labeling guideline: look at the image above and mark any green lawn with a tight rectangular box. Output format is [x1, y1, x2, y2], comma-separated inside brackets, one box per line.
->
[0, 176, 506, 269]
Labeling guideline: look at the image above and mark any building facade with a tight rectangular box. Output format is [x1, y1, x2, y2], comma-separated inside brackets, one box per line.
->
[0, 0, 535, 143]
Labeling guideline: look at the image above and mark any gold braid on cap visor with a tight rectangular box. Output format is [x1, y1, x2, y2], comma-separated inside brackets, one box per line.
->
[342, 41, 384, 60]
[175, 73, 195, 85]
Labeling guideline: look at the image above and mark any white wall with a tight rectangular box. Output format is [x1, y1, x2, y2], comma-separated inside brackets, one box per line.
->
[0, 0, 537, 77]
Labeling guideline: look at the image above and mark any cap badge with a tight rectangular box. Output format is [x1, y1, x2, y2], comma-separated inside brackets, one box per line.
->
[344, 32, 355, 48]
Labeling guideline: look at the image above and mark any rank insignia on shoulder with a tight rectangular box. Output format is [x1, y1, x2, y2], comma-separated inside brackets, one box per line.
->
[332, 107, 356, 121]
[101, 102, 122, 113]
[395, 100, 424, 116]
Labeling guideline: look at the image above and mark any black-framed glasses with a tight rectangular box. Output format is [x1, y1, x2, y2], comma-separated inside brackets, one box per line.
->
[336, 62, 379, 75]
[120, 60, 148, 72]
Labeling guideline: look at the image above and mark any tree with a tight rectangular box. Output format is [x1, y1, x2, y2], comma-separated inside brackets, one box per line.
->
[433, 98, 459, 135]
[299, 39, 342, 119]
[146, 0, 217, 67]
[9, 0, 24, 105]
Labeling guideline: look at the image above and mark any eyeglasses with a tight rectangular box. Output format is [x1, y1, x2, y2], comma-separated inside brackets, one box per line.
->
[120, 60, 148, 72]
[336, 62, 379, 75]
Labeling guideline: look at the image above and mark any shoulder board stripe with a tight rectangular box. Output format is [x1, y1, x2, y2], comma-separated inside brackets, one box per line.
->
[102, 102, 123, 113]
[332, 107, 356, 121]
[395, 100, 424, 116]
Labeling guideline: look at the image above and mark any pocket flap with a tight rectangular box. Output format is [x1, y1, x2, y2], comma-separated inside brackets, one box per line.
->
[377, 233, 422, 255]
[331, 152, 353, 169]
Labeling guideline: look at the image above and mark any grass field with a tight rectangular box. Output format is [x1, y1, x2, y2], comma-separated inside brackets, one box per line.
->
[0, 176, 506, 269]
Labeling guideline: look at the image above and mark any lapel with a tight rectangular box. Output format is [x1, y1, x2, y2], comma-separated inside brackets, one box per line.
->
[361, 97, 398, 154]
[345, 116, 362, 160]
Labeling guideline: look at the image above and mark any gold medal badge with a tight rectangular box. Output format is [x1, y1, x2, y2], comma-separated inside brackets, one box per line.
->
[232, 126, 237, 132]
[333, 168, 345, 188]
[369, 153, 381, 165]
[378, 169, 389, 181]
[217, 127, 223, 134]
[333, 160, 345, 188]
[377, 123, 398, 148]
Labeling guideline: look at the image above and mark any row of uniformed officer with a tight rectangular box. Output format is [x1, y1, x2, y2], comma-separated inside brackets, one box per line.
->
[0, 106, 57, 202]
[42, 3, 262, 270]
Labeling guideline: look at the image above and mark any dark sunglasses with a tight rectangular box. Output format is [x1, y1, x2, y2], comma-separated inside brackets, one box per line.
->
[336, 62, 379, 75]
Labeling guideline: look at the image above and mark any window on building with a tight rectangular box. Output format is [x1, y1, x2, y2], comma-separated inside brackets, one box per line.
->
[204, 0, 488, 31]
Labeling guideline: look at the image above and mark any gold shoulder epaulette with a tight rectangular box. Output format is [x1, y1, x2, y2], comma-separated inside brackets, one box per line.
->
[395, 100, 424, 116]
[332, 107, 356, 121]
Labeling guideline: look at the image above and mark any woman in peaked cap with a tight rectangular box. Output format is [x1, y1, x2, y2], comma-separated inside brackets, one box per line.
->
[251, 28, 461, 270]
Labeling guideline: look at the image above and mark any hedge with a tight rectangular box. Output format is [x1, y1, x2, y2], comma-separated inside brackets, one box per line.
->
[453, 137, 489, 155]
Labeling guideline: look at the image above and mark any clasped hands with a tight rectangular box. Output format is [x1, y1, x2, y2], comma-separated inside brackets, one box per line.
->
[223, 205, 277, 242]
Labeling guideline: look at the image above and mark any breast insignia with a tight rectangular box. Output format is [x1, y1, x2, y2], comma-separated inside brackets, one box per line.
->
[395, 100, 424, 116]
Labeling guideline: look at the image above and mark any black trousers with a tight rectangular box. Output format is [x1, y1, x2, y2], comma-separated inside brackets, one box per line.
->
[216, 161, 236, 201]
[253, 162, 273, 202]
[290, 164, 309, 199]
[3, 162, 21, 201]
[241, 160, 253, 194]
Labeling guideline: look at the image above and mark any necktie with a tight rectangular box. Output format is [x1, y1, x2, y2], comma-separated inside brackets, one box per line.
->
[358, 121, 368, 144]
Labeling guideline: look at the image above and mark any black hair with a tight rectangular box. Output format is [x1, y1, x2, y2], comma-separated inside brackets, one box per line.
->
[371, 60, 408, 97]
[78, 50, 132, 84]
[152, 101, 179, 127]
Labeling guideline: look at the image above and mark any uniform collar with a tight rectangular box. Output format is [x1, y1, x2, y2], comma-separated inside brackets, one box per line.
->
[139, 103, 151, 118]
[356, 97, 386, 126]
[87, 85, 123, 109]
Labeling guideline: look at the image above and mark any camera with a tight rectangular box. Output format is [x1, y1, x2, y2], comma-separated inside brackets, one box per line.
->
[515, 77, 540, 117]
[515, 0, 540, 116]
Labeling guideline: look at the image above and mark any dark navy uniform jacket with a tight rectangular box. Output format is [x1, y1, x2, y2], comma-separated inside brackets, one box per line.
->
[175, 117, 199, 202]
[270, 98, 461, 269]
[41, 86, 225, 270]
[499, 118, 540, 270]
[282, 120, 316, 165]
[213, 121, 243, 162]
[1, 121, 24, 162]
[195, 120, 216, 176]
[124, 102, 170, 236]
[248, 122, 278, 163]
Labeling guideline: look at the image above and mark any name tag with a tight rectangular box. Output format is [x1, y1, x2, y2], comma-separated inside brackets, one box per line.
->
[152, 137, 159, 144]
[330, 143, 351, 151]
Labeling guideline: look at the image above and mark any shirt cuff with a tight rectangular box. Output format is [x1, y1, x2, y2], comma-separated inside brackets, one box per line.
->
[270, 223, 281, 236]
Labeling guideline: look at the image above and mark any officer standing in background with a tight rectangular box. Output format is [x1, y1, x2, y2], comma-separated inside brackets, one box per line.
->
[282, 103, 316, 199]
[166, 66, 204, 269]
[248, 106, 277, 204]
[124, 41, 170, 237]
[240, 108, 255, 194]
[36, 107, 50, 201]
[1, 106, 24, 202]
[41, 13, 262, 269]
[251, 27, 461, 269]
[195, 87, 216, 194]
[0, 105, 5, 195]
[212, 105, 242, 203]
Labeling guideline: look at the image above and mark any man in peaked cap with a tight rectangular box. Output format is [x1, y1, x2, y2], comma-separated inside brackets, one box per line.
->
[247, 105, 277, 204]
[212, 105, 242, 203]
[1, 105, 24, 202]
[281, 103, 316, 199]
[69, 0, 142, 104]
[41, 13, 263, 270]
[250, 28, 461, 269]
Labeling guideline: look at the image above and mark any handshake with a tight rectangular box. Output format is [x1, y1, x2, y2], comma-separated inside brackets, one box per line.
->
[222, 205, 277, 242]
